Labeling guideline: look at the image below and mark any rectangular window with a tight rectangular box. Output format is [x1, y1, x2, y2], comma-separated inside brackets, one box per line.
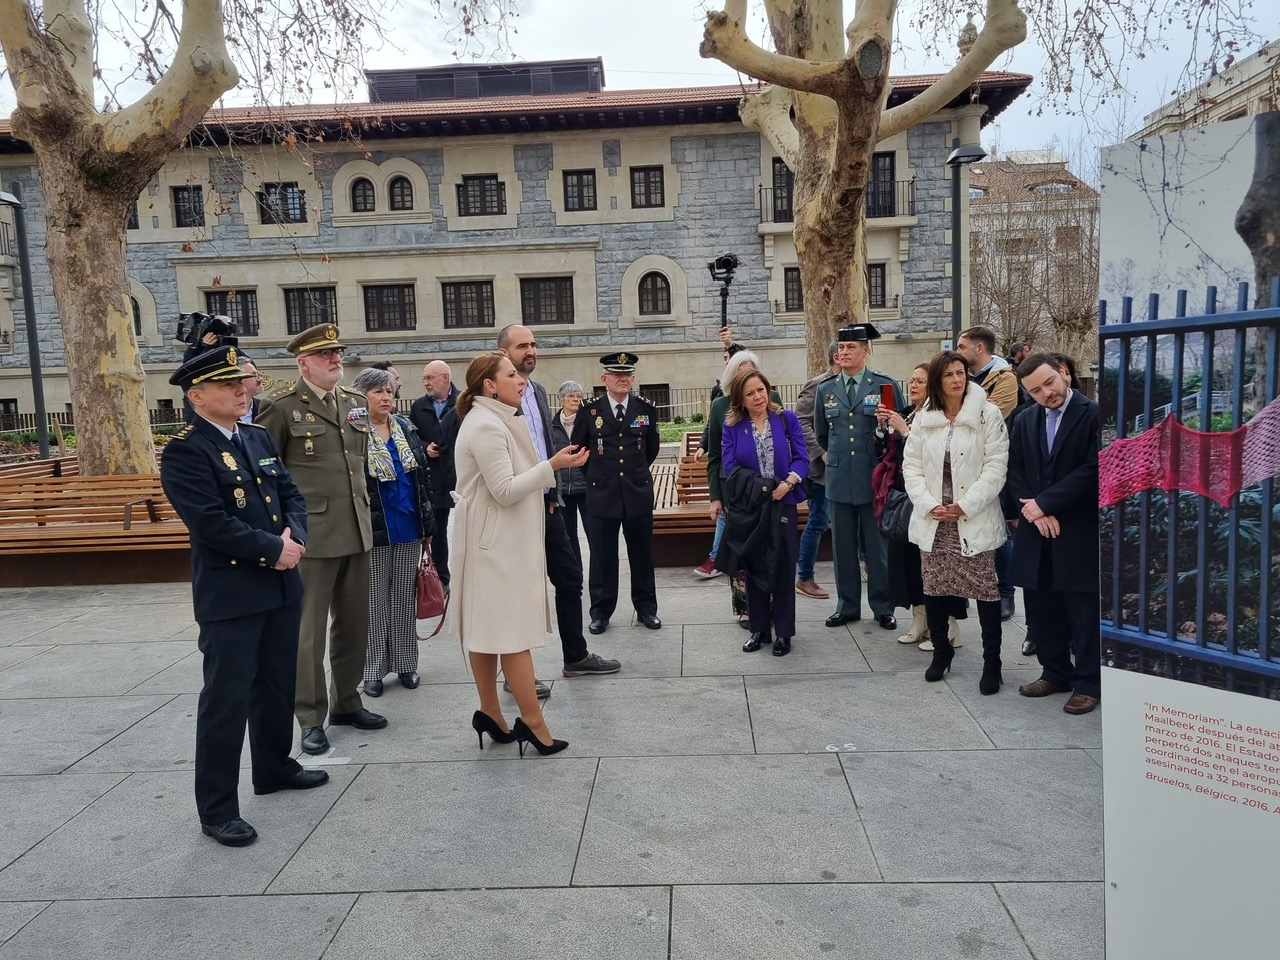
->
[1056, 225, 1082, 252]
[363, 284, 417, 332]
[205, 289, 260, 337]
[562, 169, 597, 211]
[172, 185, 205, 228]
[868, 263, 887, 309]
[866, 152, 896, 218]
[257, 182, 307, 225]
[127, 203, 139, 231]
[441, 280, 496, 329]
[456, 175, 506, 216]
[519, 277, 575, 326]
[283, 286, 336, 335]
[783, 267, 804, 313]
[630, 165, 665, 208]
[772, 158, 794, 223]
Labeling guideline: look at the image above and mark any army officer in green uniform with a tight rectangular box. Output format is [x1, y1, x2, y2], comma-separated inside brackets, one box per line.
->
[258, 324, 386, 755]
[814, 323, 904, 630]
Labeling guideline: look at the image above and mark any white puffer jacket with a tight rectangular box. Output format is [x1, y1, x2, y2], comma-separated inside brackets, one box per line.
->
[902, 381, 1008, 556]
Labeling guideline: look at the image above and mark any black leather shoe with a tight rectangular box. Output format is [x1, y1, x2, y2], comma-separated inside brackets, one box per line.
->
[1000, 596, 1015, 621]
[639, 613, 662, 630]
[399, 672, 420, 689]
[503, 677, 551, 699]
[254, 768, 330, 795]
[825, 612, 859, 627]
[743, 629, 771, 653]
[589, 618, 609, 635]
[300, 726, 329, 755]
[364, 679, 383, 697]
[328, 708, 388, 730]
[201, 818, 257, 846]
[876, 614, 897, 630]
[772, 636, 792, 657]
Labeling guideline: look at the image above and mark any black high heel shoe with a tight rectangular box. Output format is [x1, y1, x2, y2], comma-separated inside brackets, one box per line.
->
[924, 645, 955, 682]
[471, 710, 517, 749]
[512, 717, 569, 757]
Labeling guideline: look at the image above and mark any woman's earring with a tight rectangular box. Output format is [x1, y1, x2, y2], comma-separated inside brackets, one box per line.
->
[491, 392, 499, 399]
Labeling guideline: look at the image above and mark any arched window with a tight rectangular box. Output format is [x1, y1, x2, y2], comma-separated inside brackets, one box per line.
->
[389, 176, 414, 211]
[351, 177, 376, 213]
[130, 297, 142, 337]
[638, 272, 671, 315]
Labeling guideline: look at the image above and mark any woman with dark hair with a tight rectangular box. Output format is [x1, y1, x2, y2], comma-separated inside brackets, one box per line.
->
[352, 366, 435, 697]
[902, 351, 1009, 693]
[718, 367, 808, 656]
[452, 353, 589, 756]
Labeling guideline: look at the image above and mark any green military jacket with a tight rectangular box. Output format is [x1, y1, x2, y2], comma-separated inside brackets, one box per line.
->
[814, 368, 903, 506]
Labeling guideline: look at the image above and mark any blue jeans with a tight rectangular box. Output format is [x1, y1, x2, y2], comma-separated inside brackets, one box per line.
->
[709, 511, 727, 560]
[796, 482, 830, 583]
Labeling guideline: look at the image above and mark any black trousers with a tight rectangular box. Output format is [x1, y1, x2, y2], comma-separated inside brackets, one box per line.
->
[194, 601, 303, 825]
[746, 503, 800, 638]
[560, 492, 588, 568]
[1025, 584, 1101, 698]
[587, 511, 657, 620]
[431, 508, 451, 585]
[545, 504, 588, 664]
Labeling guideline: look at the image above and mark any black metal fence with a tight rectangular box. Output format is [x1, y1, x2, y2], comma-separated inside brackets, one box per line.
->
[759, 180, 916, 224]
[1099, 280, 1280, 696]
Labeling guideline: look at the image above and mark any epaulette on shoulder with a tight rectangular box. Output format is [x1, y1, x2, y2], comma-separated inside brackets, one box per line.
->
[266, 383, 296, 400]
[870, 368, 892, 380]
[172, 424, 195, 441]
[338, 384, 362, 396]
[817, 371, 839, 383]
[635, 394, 656, 408]
[240, 421, 267, 430]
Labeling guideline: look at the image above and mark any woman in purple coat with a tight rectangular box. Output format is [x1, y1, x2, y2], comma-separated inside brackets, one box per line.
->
[720, 368, 809, 656]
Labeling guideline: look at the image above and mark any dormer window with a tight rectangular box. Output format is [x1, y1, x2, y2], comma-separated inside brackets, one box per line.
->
[969, 187, 986, 199]
[1033, 182, 1073, 196]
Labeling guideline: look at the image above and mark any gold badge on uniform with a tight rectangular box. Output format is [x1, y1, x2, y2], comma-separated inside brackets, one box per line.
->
[305, 412, 316, 422]
[292, 410, 303, 422]
[325, 324, 338, 341]
[222, 451, 238, 470]
[595, 416, 603, 429]
[233, 487, 246, 508]
[227, 346, 238, 366]
[618, 353, 630, 365]
[304, 439, 315, 456]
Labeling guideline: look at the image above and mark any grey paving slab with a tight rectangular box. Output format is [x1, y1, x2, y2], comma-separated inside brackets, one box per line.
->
[323, 888, 670, 960]
[747, 673, 994, 754]
[682, 622, 871, 676]
[843, 749, 1103, 882]
[945, 668, 1102, 749]
[14, 603, 195, 645]
[853, 622, 1035, 673]
[269, 759, 598, 893]
[0, 895, 357, 960]
[65, 694, 253, 774]
[125, 649, 203, 695]
[996, 882, 1105, 960]
[414, 631, 478, 684]
[1086, 748, 1103, 768]
[1, 696, 173, 774]
[574, 755, 879, 885]
[0, 767, 359, 900]
[0, 903, 47, 947]
[0, 647, 51, 672]
[657, 581, 837, 624]
[671, 883, 1034, 960]
[0, 774, 126, 870]
[533, 622, 684, 679]
[0, 642, 193, 699]
[541, 676, 754, 756]
[69, 582, 194, 605]
[0, 611, 77, 647]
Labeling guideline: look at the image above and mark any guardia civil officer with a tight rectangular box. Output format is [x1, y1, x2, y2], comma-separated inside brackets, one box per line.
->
[160, 346, 328, 848]
[814, 323, 904, 630]
[258, 324, 385, 757]
[570, 352, 662, 633]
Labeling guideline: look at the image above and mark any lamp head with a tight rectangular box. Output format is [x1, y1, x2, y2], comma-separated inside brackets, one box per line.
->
[945, 144, 987, 167]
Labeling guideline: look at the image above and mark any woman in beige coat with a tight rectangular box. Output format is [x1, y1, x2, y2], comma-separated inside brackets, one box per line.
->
[452, 352, 588, 756]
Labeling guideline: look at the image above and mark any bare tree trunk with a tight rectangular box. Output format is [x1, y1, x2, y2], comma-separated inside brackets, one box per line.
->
[1234, 111, 1280, 402]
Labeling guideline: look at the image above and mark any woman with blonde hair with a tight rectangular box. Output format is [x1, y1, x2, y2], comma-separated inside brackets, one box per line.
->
[452, 352, 589, 755]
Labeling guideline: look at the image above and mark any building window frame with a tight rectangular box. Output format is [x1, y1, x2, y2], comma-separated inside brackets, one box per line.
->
[638, 272, 671, 316]
[351, 177, 376, 213]
[783, 267, 804, 313]
[441, 280, 496, 329]
[519, 277, 575, 326]
[205, 289, 261, 337]
[283, 286, 336, 335]
[868, 263, 887, 309]
[258, 182, 308, 225]
[172, 185, 205, 228]
[126, 203, 139, 231]
[388, 176, 414, 211]
[866, 152, 896, 218]
[563, 169, 597, 212]
[772, 158, 794, 223]
[363, 283, 418, 332]
[456, 175, 506, 217]
[630, 165, 665, 208]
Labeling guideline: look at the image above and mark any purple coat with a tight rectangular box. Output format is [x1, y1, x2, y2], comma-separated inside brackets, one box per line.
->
[722, 409, 809, 504]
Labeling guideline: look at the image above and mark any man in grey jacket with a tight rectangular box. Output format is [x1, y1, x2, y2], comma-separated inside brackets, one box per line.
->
[794, 341, 840, 599]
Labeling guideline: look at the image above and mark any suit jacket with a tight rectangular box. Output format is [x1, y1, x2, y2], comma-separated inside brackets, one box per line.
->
[526, 379, 562, 507]
[815, 368, 904, 505]
[721, 409, 809, 505]
[257, 378, 373, 558]
[570, 393, 661, 519]
[793, 374, 827, 485]
[409, 385, 459, 510]
[160, 417, 307, 623]
[1005, 390, 1099, 593]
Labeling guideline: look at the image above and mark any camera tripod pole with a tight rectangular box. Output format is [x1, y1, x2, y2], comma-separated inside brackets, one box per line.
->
[719, 276, 731, 329]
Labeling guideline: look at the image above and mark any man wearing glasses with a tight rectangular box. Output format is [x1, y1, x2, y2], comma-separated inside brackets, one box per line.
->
[258, 324, 386, 757]
[570, 352, 662, 634]
[238, 358, 264, 423]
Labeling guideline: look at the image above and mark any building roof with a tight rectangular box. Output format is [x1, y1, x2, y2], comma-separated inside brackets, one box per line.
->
[969, 156, 1098, 205]
[0, 72, 1033, 152]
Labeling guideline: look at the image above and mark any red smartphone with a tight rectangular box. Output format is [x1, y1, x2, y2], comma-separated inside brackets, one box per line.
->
[879, 384, 896, 409]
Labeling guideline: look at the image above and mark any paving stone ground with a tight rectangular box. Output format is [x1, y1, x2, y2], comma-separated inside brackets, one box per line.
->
[0, 558, 1103, 959]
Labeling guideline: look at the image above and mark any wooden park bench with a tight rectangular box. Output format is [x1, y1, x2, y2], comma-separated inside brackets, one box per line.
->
[0, 456, 81, 480]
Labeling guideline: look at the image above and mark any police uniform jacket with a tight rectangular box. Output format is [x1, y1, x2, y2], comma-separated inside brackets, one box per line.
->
[570, 393, 660, 519]
[258, 378, 373, 558]
[160, 417, 307, 623]
[814, 368, 903, 505]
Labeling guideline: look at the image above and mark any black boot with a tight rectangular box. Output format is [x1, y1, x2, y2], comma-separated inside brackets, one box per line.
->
[923, 598, 954, 682]
[977, 599, 1003, 695]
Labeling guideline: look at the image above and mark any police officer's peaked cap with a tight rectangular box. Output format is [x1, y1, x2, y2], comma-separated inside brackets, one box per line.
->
[286, 323, 345, 356]
[600, 351, 639, 373]
[169, 345, 254, 388]
[837, 323, 882, 343]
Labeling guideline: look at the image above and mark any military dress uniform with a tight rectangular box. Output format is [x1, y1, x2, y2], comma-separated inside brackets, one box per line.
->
[257, 324, 378, 747]
[570, 352, 662, 629]
[814, 324, 904, 628]
[160, 346, 324, 846]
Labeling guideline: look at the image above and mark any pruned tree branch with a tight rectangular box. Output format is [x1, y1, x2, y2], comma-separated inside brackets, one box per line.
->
[43, 0, 95, 103]
[739, 84, 799, 170]
[0, 0, 56, 113]
[701, 0, 847, 97]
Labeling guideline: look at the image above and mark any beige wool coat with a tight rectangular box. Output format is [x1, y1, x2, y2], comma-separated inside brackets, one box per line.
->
[450, 397, 554, 654]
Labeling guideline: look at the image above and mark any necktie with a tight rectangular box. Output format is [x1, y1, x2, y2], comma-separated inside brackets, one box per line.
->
[846, 374, 858, 404]
[231, 431, 246, 457]
[323, 392, 337, 418]
[1046, 407, 1062, 452]
[615, 403, 625, 422]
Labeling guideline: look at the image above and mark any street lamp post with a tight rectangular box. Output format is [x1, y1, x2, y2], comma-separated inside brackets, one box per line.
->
[0, 183, 49, 459]
[945, 138, 987, 347]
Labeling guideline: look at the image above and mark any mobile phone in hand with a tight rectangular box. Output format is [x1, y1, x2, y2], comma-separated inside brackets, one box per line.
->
[879, 384, 896, 409]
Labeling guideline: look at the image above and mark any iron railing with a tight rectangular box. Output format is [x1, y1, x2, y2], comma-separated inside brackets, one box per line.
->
[759, 180, 916, 224]
[1099, 280, 1280, 695]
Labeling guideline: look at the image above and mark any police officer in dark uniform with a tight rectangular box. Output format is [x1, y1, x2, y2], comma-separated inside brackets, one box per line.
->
[160, 346, 328, 848]
[571, 351, 662, 633]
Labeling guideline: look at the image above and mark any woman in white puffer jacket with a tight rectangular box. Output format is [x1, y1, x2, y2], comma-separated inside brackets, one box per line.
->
[902, 351, 1009, 694]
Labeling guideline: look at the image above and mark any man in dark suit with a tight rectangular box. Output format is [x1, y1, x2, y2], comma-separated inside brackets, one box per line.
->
[160, 346, 328, 847]
[499, 325, 622, 680]
[409, 360, 458, 589]
[571, 351, 663, 634]
[1007, 352, 1101, 715]
[238, 357, 263, 423]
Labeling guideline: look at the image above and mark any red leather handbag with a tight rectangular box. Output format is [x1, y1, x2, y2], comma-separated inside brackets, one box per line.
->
[416, 541, 449, 639]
